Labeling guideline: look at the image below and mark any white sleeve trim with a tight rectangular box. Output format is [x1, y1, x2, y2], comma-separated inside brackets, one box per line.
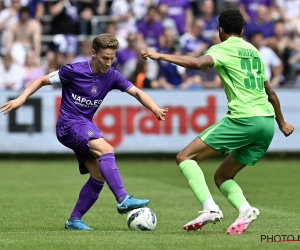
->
[49, 70, 61, 85]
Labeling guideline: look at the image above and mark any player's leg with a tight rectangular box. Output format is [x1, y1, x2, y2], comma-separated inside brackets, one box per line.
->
[65, 158, 105, 230]
[88, 138, 150, 214]
[216, 116, 275, 234]
[214, 153, 259, 234]
[176, 137, 223, 231]
[215, 153, 260, 235]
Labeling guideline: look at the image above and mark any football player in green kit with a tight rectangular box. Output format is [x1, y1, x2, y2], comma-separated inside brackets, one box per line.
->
[141, 8, 294, 234]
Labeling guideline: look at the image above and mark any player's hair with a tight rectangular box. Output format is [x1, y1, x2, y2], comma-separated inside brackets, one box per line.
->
[92, 33, 119, 53]
[218, 8, 244, 35]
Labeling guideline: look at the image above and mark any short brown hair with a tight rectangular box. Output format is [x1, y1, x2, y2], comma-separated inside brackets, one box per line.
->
[92, 33, 119, 53]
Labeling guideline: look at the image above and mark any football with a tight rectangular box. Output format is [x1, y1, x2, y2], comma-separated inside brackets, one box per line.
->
[127, 207, 157, 231]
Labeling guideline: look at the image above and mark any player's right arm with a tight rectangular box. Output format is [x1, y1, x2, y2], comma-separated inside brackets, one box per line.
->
[264, 81, 294, 137]
[0, 75, 51, 115]
[140, 49, 214, 70]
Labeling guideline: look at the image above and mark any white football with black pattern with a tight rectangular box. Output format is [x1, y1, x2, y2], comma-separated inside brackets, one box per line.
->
[127, 207, 157, 231]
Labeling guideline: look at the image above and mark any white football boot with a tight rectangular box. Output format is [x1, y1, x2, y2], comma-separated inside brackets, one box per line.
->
[183, 210, 223, 231]
[226, 207, 260, 235]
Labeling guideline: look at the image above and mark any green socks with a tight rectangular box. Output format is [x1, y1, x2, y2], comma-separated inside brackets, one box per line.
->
[179, 160, 212, 204]
[179, 160, 248, 212]
[219, 179, 247, 211]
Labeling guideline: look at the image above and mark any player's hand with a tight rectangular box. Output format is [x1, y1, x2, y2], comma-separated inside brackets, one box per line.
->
[279, 122, 294, 137]
[153, 108, 169, 121]
[0, 99, 23, 115]
[140, 49, 160, 61]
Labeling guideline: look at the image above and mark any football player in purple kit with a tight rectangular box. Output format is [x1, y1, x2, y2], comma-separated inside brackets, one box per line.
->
[0, 33, 169, 230]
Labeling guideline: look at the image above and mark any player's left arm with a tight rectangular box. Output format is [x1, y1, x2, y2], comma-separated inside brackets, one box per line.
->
[140, 49, 214, 70]
[127, 86, 168, 121]
[264, 81, 294, 137]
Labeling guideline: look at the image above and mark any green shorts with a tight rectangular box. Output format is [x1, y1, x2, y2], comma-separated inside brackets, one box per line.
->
[199, 116, 275, 166]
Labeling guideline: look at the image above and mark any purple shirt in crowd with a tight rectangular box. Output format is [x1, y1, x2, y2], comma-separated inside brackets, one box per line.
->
[244, 21, 274, 40]
[137, 20, 164, 49]
[116, 48, 138, 66]
[158, 0, 191, 35]
[239, 0, 272, 21]
[201, 16, 219, 44]
[56, 61, 133, 125]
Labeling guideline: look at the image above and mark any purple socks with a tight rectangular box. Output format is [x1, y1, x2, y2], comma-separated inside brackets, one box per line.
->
[99, 153, 127, 203]
[69, 177, 104, 221]
[69, 153, 127, 221]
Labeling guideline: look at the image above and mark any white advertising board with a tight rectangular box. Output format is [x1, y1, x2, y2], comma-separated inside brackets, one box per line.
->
[0, 89, 299, 153]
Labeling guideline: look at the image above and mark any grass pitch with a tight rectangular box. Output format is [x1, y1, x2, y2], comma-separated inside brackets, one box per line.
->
[0, 157, 299, 250]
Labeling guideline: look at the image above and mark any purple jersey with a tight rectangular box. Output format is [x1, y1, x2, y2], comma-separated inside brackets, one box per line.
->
[158, 0, 191, 35]
[137, 20, 164, 49]
[239, 0, 272, 21]
[56, 61, 133, 125]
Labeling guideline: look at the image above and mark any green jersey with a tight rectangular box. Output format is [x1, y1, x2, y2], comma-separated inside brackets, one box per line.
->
[205, 37, 275, 118]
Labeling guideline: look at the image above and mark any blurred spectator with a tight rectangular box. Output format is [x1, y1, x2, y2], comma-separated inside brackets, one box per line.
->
[180, 18, 208, 56]
[215, 0, 238, 13]
[132, 0, 151, 23]
[197, 0, 219, 45]
[264, 20, 290, 79]
[276, 0, 300, 23]
[115, 32, 139, 78]
[136, 38, 159, 81]
[130, 59, 160, 89]
[0, 54, 25, 90]
[158, 0, 193, 35]
[6, 6, 41, 65]
[264, 20, 289, 56]
[137, 6, 164, 51]
[159, 27, 180, 53]
[158, 28, 186, 89]
[77, 0, 106, 35]
[251, 32, 283, 87]
[3, 0, 44, 21]
[23, 50, 46, 88]
[0, 0, 21, 55]
[110, 0, 136, 39]
[72, 40, 92, 63]
[243, 4, 274, 41]
[180, 18, 208, 84]
[43, 50, 64, 74]
[158, 3, 178, 39]
[285, 24, 300, 86]
[239, 0, 273, 23]
[104, 22, 127, 49]
[49, 0, 79, 64]
[181, 67, 221, 89]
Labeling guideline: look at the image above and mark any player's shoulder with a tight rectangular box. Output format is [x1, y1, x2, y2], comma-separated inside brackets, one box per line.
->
[60, 61, 89, 73]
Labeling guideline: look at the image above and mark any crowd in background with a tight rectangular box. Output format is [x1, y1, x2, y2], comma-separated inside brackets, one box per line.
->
[1, 0, 300, 91]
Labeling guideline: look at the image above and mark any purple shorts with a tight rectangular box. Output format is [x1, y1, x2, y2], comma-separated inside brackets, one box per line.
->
[56, 119, 102, 174]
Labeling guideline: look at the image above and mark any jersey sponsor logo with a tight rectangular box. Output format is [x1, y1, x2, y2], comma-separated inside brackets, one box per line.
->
[71, 93, 103, 108]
